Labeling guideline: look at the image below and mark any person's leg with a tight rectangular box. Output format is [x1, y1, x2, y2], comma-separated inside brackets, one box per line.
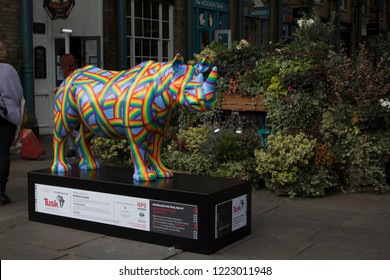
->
[0, 117, 16, 205]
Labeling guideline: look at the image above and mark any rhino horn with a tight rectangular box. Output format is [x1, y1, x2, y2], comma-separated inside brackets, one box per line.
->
[202, 66, 218, 101]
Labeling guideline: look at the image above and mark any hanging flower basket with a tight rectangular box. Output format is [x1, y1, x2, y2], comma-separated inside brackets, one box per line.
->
[221, 94, 266, 112]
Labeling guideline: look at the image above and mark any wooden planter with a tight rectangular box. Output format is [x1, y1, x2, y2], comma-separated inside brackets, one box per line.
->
[220, 94, 266, 112]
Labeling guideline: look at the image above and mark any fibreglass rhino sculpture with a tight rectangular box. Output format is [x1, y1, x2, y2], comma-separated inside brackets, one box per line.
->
[51, 54, 218, 181]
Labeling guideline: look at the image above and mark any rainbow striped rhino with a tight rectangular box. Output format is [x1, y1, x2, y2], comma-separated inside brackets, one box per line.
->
[51, 54, 218, 181]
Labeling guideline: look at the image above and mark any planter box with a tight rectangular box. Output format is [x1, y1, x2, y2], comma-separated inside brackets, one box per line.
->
[220, 94, 266, 112]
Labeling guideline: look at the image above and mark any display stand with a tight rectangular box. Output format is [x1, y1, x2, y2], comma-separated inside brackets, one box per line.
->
[28, 164, 251, 254]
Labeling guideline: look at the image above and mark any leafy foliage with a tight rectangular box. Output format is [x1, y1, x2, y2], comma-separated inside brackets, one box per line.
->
[254, 132, 332, 197]
[91, 138, 131, 167]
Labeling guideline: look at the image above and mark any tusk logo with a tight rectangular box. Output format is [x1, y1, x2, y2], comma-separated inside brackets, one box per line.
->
[44, 196, 65, 208]
[56, 195, 65, 208]
[233, 200, 245, 213]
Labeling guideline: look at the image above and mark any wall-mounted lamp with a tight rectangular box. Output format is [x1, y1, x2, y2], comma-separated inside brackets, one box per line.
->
[61, 28, 73, 34]
[61, 28, 73, 53]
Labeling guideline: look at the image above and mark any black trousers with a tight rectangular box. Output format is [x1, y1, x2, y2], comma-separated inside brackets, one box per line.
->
[0, 116, 16, 196]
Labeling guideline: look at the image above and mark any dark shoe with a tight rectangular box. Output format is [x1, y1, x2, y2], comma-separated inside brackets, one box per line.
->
[65, 150, 78, 158]
[0, 195, 11, 206]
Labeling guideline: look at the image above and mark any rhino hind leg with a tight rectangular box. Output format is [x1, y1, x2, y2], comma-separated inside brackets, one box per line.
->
[77, 126, 101, 171]
[51, 134, 72, 173]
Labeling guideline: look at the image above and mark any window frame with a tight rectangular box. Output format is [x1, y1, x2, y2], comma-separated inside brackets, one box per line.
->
[126, 0, 173, 67]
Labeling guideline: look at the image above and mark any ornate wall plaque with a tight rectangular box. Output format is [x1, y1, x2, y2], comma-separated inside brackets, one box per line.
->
[43, 0, 75, 20]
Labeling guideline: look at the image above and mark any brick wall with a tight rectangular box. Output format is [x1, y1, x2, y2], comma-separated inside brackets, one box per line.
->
[173, 0, 187, 58]
[229, 0, 238, 41]
[0, 0, 21, 64]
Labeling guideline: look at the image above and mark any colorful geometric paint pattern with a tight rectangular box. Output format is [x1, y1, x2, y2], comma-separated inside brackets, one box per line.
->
[51, 54, 218, 181]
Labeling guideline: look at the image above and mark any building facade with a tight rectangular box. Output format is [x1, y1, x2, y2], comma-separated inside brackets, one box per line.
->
[0, 0, 388, 135]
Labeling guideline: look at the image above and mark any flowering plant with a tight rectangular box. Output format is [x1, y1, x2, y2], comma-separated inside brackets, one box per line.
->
[236, 39, 249, 50]
[210, 40, 264, 96]
[297, 18, 315, 28]
[288, 12, 335, 54]
[380, 99, 390, 110]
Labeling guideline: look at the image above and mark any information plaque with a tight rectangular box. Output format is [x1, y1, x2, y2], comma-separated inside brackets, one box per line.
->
[28, 164, 251, 254]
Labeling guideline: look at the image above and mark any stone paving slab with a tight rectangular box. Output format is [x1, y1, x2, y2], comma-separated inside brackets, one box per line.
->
[342, 213, 390, 232]
[293, 244, 389, 260]
[61, 236, 182, 260]
[0, 220, 104, 250]
[305, 226, 390, 258]
[216, 234, 312, 260]
[0, 239, 67, 260]
[251, 212, 327, 240]
[271, 203, 356, 225]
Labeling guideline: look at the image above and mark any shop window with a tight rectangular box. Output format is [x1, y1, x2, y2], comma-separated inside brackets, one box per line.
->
[244, 17, 268, 48]
[126, 0, 173, 67]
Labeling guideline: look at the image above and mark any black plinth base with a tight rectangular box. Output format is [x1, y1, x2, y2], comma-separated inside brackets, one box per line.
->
[28, 164, 251, 254]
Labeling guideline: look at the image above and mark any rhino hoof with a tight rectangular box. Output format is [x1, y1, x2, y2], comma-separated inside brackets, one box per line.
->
[79, 161, 101, 170]
[51, 162, 72, 173]
[133, 170, 157, 181]
[156, 170, 173, 178]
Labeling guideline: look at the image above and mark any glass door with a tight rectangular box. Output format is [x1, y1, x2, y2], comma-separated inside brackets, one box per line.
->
[194, 8, 226, 54]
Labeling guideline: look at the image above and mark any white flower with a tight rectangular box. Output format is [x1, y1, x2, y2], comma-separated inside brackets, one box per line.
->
[214, 128, 220, 133]
[380, 98, 390, 110]
[297, 18, 315, 28]
[306, 19, 315, 27]
[240, 39, 249, 46]
[236, 39, 249, 50]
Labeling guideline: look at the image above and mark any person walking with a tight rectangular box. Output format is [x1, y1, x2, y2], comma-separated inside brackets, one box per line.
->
[0, 41, 24, 206]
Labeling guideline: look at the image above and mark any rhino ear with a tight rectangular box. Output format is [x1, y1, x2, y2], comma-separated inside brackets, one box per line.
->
[172, 53, 184, 72]
[195, 56, 211, 73]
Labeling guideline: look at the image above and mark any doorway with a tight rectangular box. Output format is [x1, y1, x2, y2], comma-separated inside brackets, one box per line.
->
[194, 8, 227, 54]
[54, 36, 101, 86]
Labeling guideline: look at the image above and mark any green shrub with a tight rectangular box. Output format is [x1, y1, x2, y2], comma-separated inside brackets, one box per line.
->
[161, 150, 212, 175]
[176, 126, 210, 152]
[91, 137, 131, 167]
[211, 40, 264, 96]
[214, 161, 245, 179]
[254, 132, 331, 197]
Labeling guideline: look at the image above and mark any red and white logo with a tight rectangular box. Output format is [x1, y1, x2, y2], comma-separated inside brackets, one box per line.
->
[44, 198, 59, 208]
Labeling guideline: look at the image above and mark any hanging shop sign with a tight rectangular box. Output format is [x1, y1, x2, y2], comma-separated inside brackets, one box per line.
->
[243, 0, 270, 18]
[43, 0, 75, 20]
[193, 0, 228, 12]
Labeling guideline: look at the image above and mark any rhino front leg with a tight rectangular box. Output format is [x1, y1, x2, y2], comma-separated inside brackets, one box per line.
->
[126, 129, 157, 181]
[77, 125, 101, 170]
[148, 132, 173, 178]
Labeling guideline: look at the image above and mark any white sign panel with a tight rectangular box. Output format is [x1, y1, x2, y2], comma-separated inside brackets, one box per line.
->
[35, 184, 150, 231]
[215, 194, 247, 239]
